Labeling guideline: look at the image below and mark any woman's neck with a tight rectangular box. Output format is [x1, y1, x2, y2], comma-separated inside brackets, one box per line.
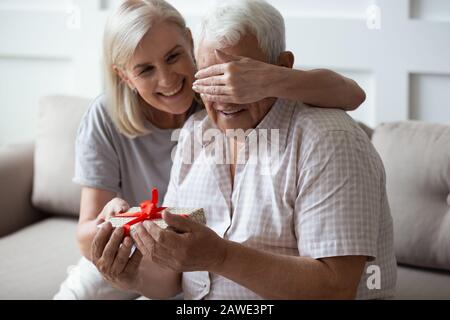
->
[144, 104, 189, 130]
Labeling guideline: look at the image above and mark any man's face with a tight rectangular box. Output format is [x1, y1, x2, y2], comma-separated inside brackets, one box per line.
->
[197, 34, 275, 132]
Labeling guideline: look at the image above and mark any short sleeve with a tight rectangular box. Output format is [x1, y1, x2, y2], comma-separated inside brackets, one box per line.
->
[73, 97, 121, 194]
[295, 130, 384, 261]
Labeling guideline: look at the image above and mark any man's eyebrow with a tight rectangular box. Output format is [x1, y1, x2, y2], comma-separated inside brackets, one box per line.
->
[133, 45, 182, 71]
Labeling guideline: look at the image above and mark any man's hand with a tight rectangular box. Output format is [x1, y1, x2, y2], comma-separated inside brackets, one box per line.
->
[92, 223, 143, 292]
[131, 211, 227, 272]
[193, 49, 274, 104]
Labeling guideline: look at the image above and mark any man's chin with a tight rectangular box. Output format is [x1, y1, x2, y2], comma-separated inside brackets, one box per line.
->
[217, 121, 254, 133]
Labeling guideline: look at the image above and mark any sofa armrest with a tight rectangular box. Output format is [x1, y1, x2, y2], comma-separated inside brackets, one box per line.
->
[0, 142, 45, 237]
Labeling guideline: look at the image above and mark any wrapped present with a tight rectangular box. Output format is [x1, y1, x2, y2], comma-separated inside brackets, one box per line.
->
[108, 188, 205, 236]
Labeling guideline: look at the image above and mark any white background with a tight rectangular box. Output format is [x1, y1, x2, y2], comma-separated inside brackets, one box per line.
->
[0, 0, 449, 145]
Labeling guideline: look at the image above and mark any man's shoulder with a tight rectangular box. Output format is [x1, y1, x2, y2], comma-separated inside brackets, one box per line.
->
[287, 102, 382, 167]
[290, 102, 370, 143]
[289, 103, 384, 173]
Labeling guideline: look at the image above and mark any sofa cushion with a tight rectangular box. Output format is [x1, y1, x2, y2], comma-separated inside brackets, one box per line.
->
[372, 121, 450, 271]
[32, 96, 92, 217]
[396, 264, 450, 299]
[0, 218, 80, 299]
[0, 143, 43, 237]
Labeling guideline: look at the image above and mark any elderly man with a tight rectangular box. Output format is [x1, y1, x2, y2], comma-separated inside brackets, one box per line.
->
[95, 0, 397, 299]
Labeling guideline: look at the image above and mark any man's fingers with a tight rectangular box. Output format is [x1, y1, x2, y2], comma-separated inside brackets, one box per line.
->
[133, 223, 155, 256]
[195, 64, 225, 79]
[92, 222, 113, 262]
[101, 227, 124, 264]
[162, 211, 193, 233]
[130, 225, 146, 253]
[193, 85, 229, 96]
[143, 221, 180, 250]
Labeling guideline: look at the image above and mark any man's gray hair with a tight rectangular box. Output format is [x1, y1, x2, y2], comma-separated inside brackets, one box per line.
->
[197, 0, 286, 64]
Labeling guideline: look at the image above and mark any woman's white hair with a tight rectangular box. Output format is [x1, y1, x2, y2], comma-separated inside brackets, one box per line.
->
[197, 0, 285, 64]
[103, 0, 187, 137]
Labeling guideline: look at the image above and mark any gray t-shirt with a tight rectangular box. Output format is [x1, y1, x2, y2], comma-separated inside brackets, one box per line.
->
[73, 94, 198, 206]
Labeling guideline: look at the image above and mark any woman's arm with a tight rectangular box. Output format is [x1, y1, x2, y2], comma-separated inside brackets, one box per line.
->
[267, 67, 366, 111]
[76, 187, 118, 260]
[193, 50, 365, 111]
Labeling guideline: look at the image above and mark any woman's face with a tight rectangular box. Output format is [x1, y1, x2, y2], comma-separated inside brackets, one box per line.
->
[122, 21, 196, 115]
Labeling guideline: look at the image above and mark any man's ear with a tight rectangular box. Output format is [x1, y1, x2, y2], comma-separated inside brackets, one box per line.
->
[277, 51, 294, 69]
[113, 65, 135, 90]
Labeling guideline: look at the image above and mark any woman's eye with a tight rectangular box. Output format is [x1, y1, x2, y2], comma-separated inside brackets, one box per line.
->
[139, 66, 154, 76]
[167, 52, 181, 63]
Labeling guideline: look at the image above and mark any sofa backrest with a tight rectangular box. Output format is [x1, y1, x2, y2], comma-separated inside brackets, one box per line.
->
[32, 95, 92, 217]
[372, 121, 450, 272]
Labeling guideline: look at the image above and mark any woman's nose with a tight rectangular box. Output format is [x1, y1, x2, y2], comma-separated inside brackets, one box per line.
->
[158, 66, 177, 87]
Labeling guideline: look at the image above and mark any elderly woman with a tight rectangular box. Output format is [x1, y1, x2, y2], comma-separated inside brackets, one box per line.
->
[55, 0, 366, 299]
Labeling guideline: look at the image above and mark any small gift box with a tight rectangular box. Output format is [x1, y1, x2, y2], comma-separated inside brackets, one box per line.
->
[108, 188, 206, 236]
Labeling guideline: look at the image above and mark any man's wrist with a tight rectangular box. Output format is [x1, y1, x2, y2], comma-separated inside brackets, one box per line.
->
[210, 238, 231, 274]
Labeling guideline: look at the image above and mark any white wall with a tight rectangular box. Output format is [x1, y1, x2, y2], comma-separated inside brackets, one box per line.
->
[0, 0, 449, 145]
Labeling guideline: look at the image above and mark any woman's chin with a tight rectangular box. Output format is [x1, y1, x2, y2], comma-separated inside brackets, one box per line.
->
[142, 95, 194, 115]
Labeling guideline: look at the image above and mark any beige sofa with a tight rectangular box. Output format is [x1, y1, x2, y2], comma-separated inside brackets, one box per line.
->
[0, 96, 449, 299]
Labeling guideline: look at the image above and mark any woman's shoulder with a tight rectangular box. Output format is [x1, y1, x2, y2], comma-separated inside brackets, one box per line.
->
[76, 94, 120, 145]
[83, 94, 112, 123]
[80, 94, 118, 132]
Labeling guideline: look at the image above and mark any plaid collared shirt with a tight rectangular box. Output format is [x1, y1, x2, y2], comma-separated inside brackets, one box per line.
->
[164, 99, 397, 300]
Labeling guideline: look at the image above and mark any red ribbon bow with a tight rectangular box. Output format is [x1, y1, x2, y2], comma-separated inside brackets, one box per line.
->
[115, 188, 166, 236]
